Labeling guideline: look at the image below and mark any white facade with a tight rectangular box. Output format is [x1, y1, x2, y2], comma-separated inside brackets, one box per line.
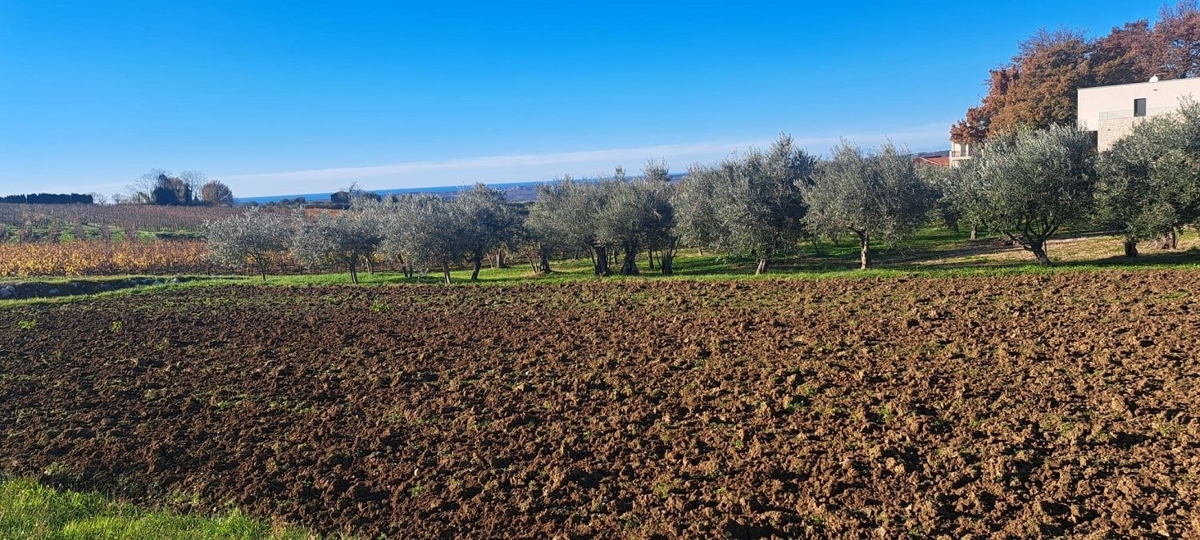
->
[949, 141, 975, 168]
[1077, 77, 1200, 151]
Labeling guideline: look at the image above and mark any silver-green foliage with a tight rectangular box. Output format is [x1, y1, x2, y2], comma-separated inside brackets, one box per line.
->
[676, 134, 815, 274]
[291, 209, 382, 284]
[455, 184, 520, 279]
[1096, 99, 1200, 247]
[804, 141, 935, 269]
[383, 194, 467, 284]
[594, 167, 676, 276]
[673, 163, 721, 251]
[957, 124, 1097, 265]
[204, 207, 292, 281]
[528, 175, 616, 275]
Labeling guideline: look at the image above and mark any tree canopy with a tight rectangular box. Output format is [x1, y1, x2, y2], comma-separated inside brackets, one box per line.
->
[952, 3, 1200, 143]
[292, 210, 382, 284]
[206, 207, 292, 281]
[804, 142, 935, 269]
[200, 181, 235, 206]
[954, 125, 1098, 266]
[676, 134, 815, 274]
[1096, 99, 1200, 254]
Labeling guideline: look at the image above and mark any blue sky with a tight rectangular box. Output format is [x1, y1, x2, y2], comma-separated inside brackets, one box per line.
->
[0, 1, 1169, 198]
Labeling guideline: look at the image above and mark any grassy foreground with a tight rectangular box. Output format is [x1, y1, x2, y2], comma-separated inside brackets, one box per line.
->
[0, 478, 322, 540]
[1, 228, 1198, 306]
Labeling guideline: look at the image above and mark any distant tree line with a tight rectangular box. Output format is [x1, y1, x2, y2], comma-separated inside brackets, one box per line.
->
[206, 110, 1200, 282]
[126, 169, 234, 206]
[0, 193, 94, 205]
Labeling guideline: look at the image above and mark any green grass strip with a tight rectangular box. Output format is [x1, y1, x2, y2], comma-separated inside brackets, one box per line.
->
[0, 478, 323, 540]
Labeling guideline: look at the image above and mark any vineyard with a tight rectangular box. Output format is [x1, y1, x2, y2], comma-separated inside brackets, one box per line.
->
[0, 203, 245, 243]
[0, 241, 219, 277]
[0, 203, 276, 277]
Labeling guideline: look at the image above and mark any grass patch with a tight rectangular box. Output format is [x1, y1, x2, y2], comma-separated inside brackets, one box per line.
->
[0, 477, 323, 539]
[2, 228, 1199, 307]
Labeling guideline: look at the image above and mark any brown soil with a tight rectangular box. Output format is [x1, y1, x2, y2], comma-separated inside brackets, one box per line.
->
[1, 271, 1198, 538]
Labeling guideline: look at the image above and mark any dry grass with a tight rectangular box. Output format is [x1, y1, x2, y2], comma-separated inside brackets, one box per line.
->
[905, 229, 1199, 269]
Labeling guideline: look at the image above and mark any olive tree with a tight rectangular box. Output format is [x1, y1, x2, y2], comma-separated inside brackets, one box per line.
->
[680, 134, 814, 274]
[596, 176, 674, 276]
[205, 207, 292, 281]
[673, 163, 722, 255]
[454, 184, 519, 280]
[358, 198, 410, 276]
[804, 141, 936, 269]
[962, 124, 1097, 266]
[292, 210, 382, 284]
[918, 163, 968, 237]
[528, 175, 615, 276]
[523, 185, 564, 274]
[1096, 99, 1200, 256]
[640, 161, 679, 275]
[387, 194, 466, 285]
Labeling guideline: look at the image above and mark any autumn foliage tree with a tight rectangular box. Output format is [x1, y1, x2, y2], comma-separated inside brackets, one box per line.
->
[200, 180, 235, 206]
[952, 2, 1200, 144]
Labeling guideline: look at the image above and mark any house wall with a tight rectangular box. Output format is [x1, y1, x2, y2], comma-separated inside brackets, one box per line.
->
[949, 141, 975, 168]
[1077, 78, 1200, 151]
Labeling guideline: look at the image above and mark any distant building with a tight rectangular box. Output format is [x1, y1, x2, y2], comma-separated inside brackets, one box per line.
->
[949, 141, 976, 168]
[911, 150, 950, 167]
[1077, 77, 1200, 152]
[948, 77, 1200, 166]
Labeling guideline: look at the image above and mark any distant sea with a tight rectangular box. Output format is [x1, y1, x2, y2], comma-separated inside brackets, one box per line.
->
[234, 180, 547, 205]
[234, 173, 687, 205]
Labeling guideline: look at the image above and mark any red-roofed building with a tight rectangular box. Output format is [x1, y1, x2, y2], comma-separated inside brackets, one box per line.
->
[911, 150, 950, 167]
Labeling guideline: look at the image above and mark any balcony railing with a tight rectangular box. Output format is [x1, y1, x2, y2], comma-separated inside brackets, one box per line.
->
[1098, 106, 1176, 120]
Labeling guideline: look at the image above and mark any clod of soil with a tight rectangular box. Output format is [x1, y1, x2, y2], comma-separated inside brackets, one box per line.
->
[1, 271, 1198, 538]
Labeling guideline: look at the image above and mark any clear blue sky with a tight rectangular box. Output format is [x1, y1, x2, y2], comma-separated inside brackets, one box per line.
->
[0, 1, 1169, 198]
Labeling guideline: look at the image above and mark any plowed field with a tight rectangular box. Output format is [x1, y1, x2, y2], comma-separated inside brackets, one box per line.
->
[2, 271, 1198, 538]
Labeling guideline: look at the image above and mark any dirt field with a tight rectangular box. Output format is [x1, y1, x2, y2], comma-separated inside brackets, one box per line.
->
[1, 272, 1198, 538]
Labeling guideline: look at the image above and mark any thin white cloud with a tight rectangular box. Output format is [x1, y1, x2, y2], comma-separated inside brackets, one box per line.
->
[223, 126, 952, 197]
[223, 140, 765, 183]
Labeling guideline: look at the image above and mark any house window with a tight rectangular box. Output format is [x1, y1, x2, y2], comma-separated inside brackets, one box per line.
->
[1134, 98, 1147, 117]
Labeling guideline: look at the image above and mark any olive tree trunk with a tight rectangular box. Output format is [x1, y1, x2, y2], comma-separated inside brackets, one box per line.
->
[855, 229, 871, 270]
[1160, 229, 1178, 250]
[1029, 240, 1052, 266]
[254, 256, 268, 282]
[755, 257, 768, 275]
[660, 239, 678, 276]
[593, 246, 611, 276]
[620, 242, 640, 276]
[470, 249, 484, 281]
[1123, 238, 1139, 258]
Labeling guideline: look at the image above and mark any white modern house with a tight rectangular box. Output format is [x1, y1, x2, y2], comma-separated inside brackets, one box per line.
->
[949, 141, 976, 168]
[1077, 77, 1200, 151]
[949, 77, 1200, 166]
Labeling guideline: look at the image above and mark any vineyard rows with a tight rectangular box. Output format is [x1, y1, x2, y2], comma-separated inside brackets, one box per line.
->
[0, 203, 249, 242]
[0, 241, 219, 277]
